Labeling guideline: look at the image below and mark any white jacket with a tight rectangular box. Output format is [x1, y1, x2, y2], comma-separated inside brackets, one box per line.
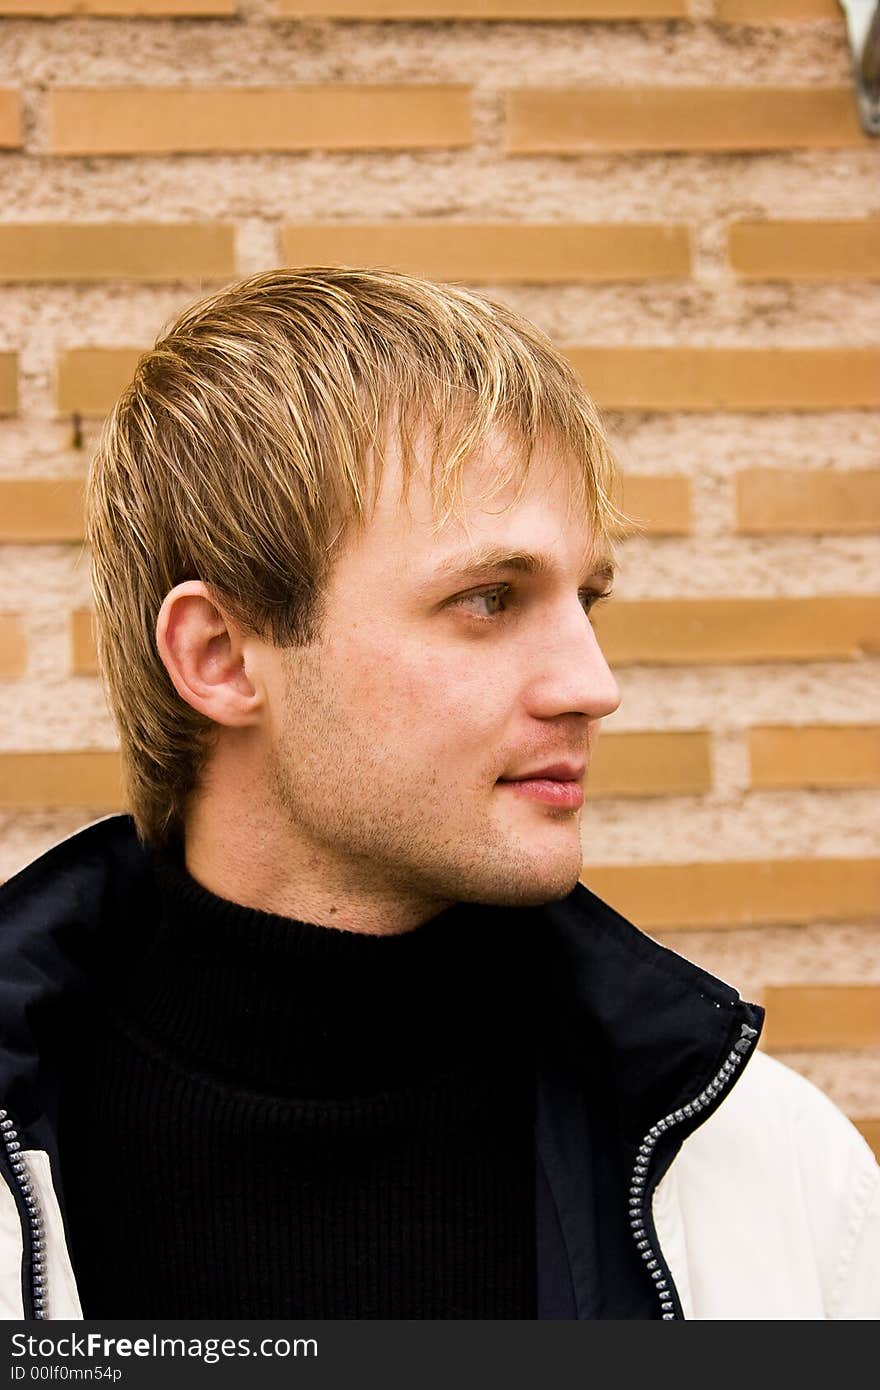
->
[1, 1050, 877, 1320]
[653, 1050, 879, 1319]
[0, 817, 877, 1320]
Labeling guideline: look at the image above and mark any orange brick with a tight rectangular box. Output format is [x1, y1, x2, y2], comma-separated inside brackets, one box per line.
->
[749, 725, 880, 790]
[276, 0, 687, 18]
[855, 1118, 880, 1161]
[281, 221, 691, 282]
[716, 0, 838, 19]
[0, 354, 17, 415]
[729, 220, 880, 280]
[9, 468, 681, 553]
[49, 87, 472, 157]
[614, 474, 691, 536]
[71, 611, 97, 675]
[0, 479, 85, 542]
[565, 347, 880, 411]
[505, 88, 868, 154]
[737, 469, 880, 534]
[595, 597, 880, 666]
[0, 90, 21, 150]
[589, 730, 711, 798]
[0, 0, 233, 10]
[762, 985, 880, 1051]
[57, 349, 142, 416]
[0, 616, 26, 678]
[0, 752, 124, 808]
[62, 346, 877, 419]
[582, 858, 879, 930]
[0, 223, 235, 283]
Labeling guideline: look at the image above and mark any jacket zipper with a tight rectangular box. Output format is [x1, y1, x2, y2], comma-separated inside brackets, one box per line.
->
[628, 1021, 759, 1320]
[0, 1110, 47, 1319]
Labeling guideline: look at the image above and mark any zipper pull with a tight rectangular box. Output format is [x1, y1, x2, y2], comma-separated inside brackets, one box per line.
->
[734, 1023, 758, 1054]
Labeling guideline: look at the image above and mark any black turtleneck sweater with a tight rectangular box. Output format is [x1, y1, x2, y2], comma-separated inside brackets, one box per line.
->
[57, 848, 540, 1318]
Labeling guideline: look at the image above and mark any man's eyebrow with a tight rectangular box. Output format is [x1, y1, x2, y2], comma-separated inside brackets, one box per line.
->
[424, 545, 616, 588]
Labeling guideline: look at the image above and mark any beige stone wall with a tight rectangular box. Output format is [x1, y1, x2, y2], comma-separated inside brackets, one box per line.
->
[0, 0, 878, 1153]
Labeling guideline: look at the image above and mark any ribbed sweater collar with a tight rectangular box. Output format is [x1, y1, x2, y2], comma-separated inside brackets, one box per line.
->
[116, 844, 540, 1101]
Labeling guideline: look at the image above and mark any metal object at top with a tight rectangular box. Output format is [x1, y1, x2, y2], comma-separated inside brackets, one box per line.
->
[839, 0, 880, 135]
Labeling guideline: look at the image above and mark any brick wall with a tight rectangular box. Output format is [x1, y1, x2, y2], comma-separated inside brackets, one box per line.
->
[1, 0, 878, 1153]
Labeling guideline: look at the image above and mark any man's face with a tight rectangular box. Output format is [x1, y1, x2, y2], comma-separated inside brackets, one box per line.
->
[258, 428, 621, 918]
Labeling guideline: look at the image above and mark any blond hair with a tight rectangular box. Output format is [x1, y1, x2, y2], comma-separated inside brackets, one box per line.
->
[86, 267, 628, 848]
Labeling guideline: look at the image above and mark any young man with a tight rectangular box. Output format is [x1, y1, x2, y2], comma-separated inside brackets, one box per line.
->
[0, 269, 877, 1321]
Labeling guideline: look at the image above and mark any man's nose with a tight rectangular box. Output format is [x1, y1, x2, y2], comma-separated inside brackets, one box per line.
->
[527, 606, 622, 721]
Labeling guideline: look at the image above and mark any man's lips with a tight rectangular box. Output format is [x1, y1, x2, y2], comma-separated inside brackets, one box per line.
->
[497, 764, 585, 809]
[500, 762, 586, 782]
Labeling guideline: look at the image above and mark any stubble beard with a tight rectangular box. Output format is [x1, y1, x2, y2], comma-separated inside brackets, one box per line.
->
[268, 649, 584, 909]
[267, 733, 583, 911]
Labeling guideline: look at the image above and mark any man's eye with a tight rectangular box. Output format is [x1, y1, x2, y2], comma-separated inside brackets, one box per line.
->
[455, 586, 510, 619]
[452, 585, 614, 621]
[583, 587, 614, 616]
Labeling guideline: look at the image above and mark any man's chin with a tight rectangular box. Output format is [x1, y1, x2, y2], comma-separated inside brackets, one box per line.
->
[464, 846, 583, 908]
[497, 872, 582, 908]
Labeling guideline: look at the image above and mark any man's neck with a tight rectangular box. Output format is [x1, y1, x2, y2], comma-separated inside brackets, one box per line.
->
[183, 799, 454, 936]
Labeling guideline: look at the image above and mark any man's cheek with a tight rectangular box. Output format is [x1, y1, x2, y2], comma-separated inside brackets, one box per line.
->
[377, 651, 441, 712]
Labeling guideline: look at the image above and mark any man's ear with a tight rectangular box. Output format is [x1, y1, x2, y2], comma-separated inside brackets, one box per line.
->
[155, 581, 263, 727]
